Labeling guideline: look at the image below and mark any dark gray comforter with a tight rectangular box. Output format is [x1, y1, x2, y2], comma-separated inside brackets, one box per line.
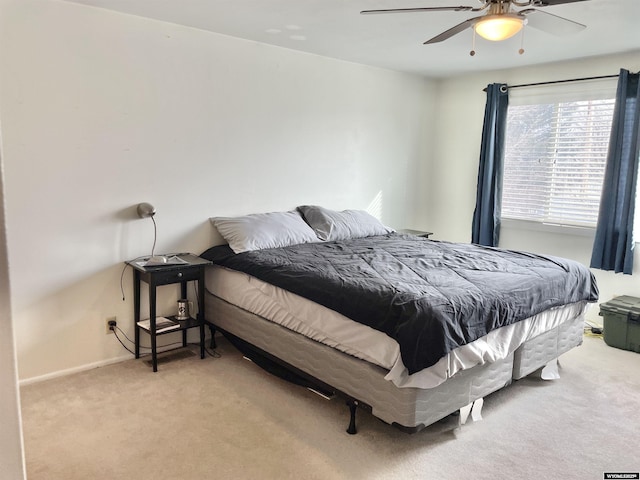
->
[202, 234, 598, 374]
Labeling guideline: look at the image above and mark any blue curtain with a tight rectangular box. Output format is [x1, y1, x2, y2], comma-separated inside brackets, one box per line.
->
[471, 83, 509, 247]
[590, 69, 640, 275]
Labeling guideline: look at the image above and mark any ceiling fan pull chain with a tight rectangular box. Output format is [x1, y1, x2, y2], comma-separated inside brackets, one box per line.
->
[470, 27, 477, 56]
[518, 24, 525, 55]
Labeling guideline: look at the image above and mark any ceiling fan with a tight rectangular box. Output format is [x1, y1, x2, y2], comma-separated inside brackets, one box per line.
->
[361, 0, 589, 53]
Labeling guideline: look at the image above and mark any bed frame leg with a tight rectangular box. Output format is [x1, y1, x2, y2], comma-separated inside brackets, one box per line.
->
[208, 324, 217, 349]
[346, 399, 358, 435]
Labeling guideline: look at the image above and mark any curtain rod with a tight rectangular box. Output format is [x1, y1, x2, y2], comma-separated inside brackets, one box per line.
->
[483, 73, 620, 92]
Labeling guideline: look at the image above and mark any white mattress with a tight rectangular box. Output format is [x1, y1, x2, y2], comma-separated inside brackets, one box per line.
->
[205, 265, 588, 390]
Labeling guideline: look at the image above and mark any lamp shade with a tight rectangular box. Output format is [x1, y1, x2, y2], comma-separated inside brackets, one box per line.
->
[475, 14, 523, 41]
[137, 202, 156, 218]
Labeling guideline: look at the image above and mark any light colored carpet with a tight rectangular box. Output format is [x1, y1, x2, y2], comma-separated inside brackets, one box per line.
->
[20, 334, 640, 480]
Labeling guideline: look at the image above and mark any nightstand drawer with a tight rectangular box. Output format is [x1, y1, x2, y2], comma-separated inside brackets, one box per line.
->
[149, 267, 201, 286]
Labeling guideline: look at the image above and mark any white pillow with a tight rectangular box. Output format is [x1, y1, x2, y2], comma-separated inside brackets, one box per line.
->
[211, 211, 319, 254]
[297, 205, 394, 242]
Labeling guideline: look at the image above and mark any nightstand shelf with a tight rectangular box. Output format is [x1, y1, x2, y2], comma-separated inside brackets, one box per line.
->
[136, 316, 200, 334]
[126, 253, 212, 372]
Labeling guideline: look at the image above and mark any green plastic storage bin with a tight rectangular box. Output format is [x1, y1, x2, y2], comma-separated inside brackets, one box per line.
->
[599, 295, 640, 353]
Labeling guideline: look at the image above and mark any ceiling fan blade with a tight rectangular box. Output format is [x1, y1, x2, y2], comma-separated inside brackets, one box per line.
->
[424, 17, 480, 44]
[361, 6, 475, 15]
[520, 8, 586, 36]
[531, 0, 590, 6]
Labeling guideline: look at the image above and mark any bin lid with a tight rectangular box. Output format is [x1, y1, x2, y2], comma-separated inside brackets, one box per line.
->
[599, 295, 640, 316]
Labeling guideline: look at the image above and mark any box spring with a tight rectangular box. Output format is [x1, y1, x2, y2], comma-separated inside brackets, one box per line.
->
[206, 293, 516, 432]
[512, 312, 584, 379]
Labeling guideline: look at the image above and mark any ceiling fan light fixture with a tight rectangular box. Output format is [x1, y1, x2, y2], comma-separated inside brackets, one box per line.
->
[474, 14, 524, 41]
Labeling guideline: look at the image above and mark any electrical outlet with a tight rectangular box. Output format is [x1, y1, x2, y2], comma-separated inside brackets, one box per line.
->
[106, 317, 117, 334]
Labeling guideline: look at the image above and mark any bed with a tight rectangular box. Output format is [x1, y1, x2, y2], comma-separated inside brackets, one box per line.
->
[201, 207, 598, 433]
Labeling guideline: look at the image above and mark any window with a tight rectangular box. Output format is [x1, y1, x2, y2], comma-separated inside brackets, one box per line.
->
[501, 82, 616, 229]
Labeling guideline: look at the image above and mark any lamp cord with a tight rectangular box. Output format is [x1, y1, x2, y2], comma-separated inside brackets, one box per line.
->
[151, 215, 158, 258]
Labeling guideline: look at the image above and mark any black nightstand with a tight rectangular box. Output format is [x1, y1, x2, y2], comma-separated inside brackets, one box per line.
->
[399, 229, 433, 238]
[126, 253, 212, 372]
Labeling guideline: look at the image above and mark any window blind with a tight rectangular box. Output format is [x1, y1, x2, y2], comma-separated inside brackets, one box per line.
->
[502, 98, 615, 228]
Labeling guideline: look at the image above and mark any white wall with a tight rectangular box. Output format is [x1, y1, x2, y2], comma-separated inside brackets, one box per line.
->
[0, 0, 436, 380]
[426, 50, 640, 324]
[0, 137, 26, 477]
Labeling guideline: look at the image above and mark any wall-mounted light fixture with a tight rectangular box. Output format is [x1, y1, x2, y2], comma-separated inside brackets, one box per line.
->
[137, 202, 168, 265]
[137, 202, 156, 219]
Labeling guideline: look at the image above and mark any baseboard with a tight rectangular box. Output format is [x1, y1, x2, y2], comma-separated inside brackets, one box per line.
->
[19, 332, 214, 386]
[19, 354, 132, 386]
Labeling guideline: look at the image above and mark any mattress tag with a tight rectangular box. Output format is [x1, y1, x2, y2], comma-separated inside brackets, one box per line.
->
[459, 399, 484, 426]
[459, 403, 472, 425]
[541, 359, 560, 380]
[471, 398, 484, 422]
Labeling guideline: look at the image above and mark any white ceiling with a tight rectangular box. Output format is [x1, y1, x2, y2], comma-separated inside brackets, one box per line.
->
[66, 0, 640, 77]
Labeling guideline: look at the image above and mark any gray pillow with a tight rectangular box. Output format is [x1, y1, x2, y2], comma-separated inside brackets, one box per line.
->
[211, 211, 319, 254]
[297, 205, 394, 242]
